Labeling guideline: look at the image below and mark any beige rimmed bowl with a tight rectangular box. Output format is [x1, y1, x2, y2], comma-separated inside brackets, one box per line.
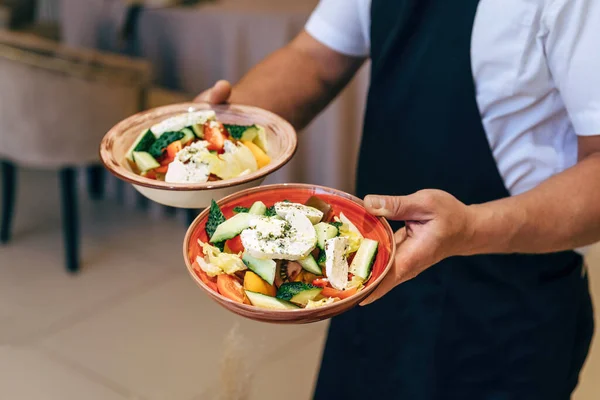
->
[100, 103, 297, 208]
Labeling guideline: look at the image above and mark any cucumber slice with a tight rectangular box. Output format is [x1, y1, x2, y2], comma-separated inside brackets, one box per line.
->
[240, 125, 259, 142]
[314, 222, 339, 250]
[132, 151, 159, 172]
[317, 250, 326, 268]
[210, 213, 253, 243]
[276, 282, 321, 304]
[191, 123, 204, 138]
[297, 254, 322, 275]
[126, 129, 155, 162]
[349, 238, 379, 280]
[245, 290, 299, 310]
[242, 252, 276, 285]
[290, 287, 323, 306]
[249, 201, 267, 216]
[252, 125, 268, 153]
[180, 127, 195, 145]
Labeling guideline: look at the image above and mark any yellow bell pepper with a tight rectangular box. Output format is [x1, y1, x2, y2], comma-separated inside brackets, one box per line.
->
[243, 271, 276, 297]
[242, 140, 271, 169]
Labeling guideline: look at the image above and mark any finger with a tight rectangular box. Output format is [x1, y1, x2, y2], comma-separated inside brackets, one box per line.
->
[209, 80, 232, 103]
[364, 192, 433, 221]
[360, 230, 412, 306]
[359, 266, 399, 306]
[194, 80, 232, 104]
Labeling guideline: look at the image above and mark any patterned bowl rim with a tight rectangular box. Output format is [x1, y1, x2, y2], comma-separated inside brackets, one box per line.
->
[182, 183, 397, 315]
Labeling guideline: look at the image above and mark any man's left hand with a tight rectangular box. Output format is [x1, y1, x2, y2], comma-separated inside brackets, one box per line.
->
[360, 190, 476, 305]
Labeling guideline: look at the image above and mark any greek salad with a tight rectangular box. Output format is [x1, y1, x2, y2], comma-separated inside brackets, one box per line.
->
[191, 196, 379, 310]
[126, 110, 270, 183]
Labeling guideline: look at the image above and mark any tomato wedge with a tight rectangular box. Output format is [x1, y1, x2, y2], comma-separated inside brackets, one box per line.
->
[321, 286, 358, 300]
[225, 235, 245, 254]
[203, 121, 227, 152]
[217, 274, 248, 304]
[192, 261, 218, 292]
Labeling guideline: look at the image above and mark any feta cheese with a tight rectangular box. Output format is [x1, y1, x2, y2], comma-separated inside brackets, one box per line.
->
[151, 110, 215, 137]
[274, 202, 324, 225]
[223, 140, 237, 154]
[165, 142, 211, 184]
[240, 212, 317, 260]
[165, 159, 210, 183]
[324, 236, 349, 290]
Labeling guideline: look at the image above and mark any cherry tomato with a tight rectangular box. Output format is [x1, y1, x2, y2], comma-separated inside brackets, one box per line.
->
[203, 121, 227, 152]
[153, 164, 169, 174]
[192, 261, 218, 292]
[217, 274, 248, 304]
[166, 140, 182, 159]
[321, 286, 358, 300]
[143, 170, 157, 180]
[225, 235, 245, 254]
[312, 278, 329, 288]
[159, 155, 173, 166]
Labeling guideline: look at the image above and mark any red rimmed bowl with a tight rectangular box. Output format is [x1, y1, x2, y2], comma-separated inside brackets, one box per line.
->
[100, 103, 297, 209]
[183, 183, 396, 324]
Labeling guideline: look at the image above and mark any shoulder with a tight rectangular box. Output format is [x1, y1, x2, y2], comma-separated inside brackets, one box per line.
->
[305, 0, 371, 57]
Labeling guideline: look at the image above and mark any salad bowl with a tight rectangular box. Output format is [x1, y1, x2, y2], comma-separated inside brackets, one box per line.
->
[100, 102, 297, 208]
[183, 183, 396, 324]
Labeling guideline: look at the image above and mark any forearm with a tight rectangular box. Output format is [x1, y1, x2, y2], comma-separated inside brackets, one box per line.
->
[228, 31, 364, 130]
[466, 153, 600, 255]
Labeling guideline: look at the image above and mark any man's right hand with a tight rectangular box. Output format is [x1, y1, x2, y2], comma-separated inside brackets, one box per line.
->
[194, 80, 232, 104]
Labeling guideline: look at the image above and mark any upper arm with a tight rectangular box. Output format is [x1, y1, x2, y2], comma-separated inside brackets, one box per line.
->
[545, 0, 600, 137]
[289, 0, 368, 89]
[578, 136, 600, 161]
[288, 31, 365, 91]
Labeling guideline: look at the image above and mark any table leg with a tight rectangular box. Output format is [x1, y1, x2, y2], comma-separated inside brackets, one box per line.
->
[59, 168, 80, 273]
[1, 161, 17, 244]
[87, 165, 105, 200]
[186, 209, 199, 226]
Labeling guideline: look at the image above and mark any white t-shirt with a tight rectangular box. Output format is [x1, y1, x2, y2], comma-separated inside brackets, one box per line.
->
[305, 0, 600, 196]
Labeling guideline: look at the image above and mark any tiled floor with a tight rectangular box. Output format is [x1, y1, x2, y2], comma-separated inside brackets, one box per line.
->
[1, 168, 599, 399]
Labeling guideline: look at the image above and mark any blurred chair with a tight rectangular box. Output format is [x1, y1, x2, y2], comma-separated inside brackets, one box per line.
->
[0, 31, 151, 272]
[0, 0, 60, 41]
[0, 0, 36, 29]
[0, 5, 10, 29]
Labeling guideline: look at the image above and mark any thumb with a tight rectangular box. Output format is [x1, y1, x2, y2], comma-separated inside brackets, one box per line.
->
[364, 193, 432, 221]
[194, 80, 232, 104]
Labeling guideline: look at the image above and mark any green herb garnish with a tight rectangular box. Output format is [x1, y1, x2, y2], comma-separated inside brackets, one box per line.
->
[329, 221, 343, 229]
[148, 131, 184, 158]
[265, 206, 277, 217]
[206, 200, 226, 251]
[224, 124, 252, 140]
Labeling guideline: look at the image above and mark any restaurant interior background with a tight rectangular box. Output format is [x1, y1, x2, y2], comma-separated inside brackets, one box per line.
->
[0, 0, 598, 399]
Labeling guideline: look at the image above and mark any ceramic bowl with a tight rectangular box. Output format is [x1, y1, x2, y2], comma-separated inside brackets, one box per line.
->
[183, 183, 396, 324]
[100, 103, 297, 209]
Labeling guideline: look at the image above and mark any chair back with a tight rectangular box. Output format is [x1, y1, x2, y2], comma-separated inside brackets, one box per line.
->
[0, 31, 151, 168]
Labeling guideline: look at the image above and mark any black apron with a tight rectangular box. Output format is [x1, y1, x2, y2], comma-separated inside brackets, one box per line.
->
[313, 1, 594, 399]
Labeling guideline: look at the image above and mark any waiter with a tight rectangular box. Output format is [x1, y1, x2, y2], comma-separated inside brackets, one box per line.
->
[196, 0, 600, 398]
